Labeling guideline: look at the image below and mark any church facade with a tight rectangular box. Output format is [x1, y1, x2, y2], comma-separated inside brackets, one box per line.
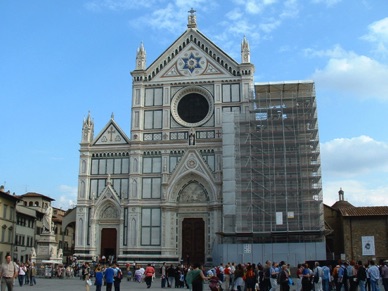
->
[74, 10, 325, 266]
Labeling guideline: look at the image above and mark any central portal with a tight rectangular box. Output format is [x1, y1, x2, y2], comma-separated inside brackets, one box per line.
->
[182, 218, 205, 265]
[101, 228, 117, 260]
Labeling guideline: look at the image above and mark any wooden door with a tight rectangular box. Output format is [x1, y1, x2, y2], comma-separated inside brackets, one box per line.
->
[182, 218, 205, 265]
[100, 228, 117, 260]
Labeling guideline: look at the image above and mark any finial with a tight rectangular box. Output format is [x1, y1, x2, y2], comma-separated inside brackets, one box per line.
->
[111, 112, 114, 120]
[187, 8, 197, 29]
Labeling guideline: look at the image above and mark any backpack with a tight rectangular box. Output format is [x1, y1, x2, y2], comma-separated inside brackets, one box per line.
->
[116, 269, 123, 280]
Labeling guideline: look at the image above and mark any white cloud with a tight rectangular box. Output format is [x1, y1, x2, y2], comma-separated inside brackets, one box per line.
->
[231, 0, 279, 14]
[321, 136, 388, 207]
[308, 46, 388, 101]
[361, 17, 388, 56]
[323, 179, 388, 207]
[321, 135, 388, 177]
[52, 184, 78, 210]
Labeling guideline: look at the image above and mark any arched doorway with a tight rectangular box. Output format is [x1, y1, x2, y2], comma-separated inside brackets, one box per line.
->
[101, 228, 117, 260]
[182, 218, 205, 265]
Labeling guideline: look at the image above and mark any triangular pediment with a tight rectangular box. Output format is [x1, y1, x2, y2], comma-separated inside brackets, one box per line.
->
[168, 149, 216, 185]
[144, 29, 241, 82]
[157, 46, 227, 81]
[93, 118, 130, 146]
[93, 184, 121, 220]
[166, 149, 217, 203]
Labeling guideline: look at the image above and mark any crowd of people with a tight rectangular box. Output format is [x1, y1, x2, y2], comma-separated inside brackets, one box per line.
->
[3, 254, 386, 291]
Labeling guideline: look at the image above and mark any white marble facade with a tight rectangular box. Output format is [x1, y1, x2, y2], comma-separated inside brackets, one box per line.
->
[74, 9, 254, 265]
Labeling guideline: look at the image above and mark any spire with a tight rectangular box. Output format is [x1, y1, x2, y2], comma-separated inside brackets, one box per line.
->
[136, 42, 146, 70]
[241, 35, 250, 63]
[82, 111, 94, 143]
[187, 8, 197, 29]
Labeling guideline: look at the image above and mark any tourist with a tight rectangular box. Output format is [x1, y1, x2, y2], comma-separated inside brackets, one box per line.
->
[104, 263, 115, 291]
[368, 261, 380, 291]
[185, 263, 208, 291]
[0, 254, 18, 291]
[95, 266, 103, 291]
[144, 263, 155, 288]
[356, 261, 367, 291]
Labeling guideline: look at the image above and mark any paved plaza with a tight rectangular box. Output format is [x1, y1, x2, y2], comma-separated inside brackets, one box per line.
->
[10, 277, 301, 291]
[11, 277, 167, 291]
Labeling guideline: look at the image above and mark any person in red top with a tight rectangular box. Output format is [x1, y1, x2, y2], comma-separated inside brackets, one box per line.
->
[224, 264, 231, 290]
[144, 263, 155, 288]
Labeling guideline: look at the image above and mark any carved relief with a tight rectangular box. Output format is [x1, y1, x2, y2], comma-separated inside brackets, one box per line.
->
[100, 206, 119, 219]
[178, 181, 208, 202]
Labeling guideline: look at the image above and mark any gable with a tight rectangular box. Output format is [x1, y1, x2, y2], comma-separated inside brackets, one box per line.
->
[93, 119, 130, 146]
[153, 45, 231, 82]
[145, 29, 240, 82]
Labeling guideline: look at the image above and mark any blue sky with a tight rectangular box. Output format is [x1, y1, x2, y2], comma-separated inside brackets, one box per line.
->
[1, 0, 388, 209]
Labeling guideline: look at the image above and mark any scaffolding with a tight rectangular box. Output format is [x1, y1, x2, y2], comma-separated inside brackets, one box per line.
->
[222, 81, 324, 243]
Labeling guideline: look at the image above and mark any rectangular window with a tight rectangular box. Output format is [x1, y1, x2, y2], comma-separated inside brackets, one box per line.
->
[143, 157, 162, 173]
[113, 179, 129, 199]
[9, 207, 14, 221]
[222, 106, 241, 113]
[99, 159, 106, 174]
[223, 84, 231, 102]
[122, 158, 129, 174]
[90, 179, 106, 198]
[114, 159, 122, 174]
[1, 228, 5, 242]
[3, 205, 7, 220]
[141, 208, 161, 246]
[142, 178, 161, 198]
[144, 110, 162, 129]
[8, 229, 12, 243]
[222, 84, 240, 102]
[106, 159, 114, 174]
[169, 156, 181, 172]
[231, 84, 240, 101]
[202, 153, 215, 171]
[91, 160, 99, 174]
[91, 158, 129, 175]
[145, 88, 163, 106]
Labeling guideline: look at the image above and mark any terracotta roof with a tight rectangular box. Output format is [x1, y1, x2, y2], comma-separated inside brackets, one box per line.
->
[339, 206, 388, 217]
[20, 192, 55, 201]
[331, 200, 354, 210]
[0, 190, 20, 202]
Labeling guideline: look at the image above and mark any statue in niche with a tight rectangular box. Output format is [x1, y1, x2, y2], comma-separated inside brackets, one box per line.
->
[189, 128, 196, 145]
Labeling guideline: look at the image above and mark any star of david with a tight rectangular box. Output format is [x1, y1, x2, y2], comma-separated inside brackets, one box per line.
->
[182, 53, 202, 73]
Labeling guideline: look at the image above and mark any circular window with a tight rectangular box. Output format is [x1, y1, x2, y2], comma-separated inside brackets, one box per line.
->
[171, 86, 213, 127]
[177, 93, 209, 123]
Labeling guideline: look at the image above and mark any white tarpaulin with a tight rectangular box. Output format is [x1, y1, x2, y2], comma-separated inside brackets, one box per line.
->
[362, 236, 375, 256]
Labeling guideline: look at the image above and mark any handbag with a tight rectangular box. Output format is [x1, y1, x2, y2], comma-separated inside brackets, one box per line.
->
[87, 279, 92, 286]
